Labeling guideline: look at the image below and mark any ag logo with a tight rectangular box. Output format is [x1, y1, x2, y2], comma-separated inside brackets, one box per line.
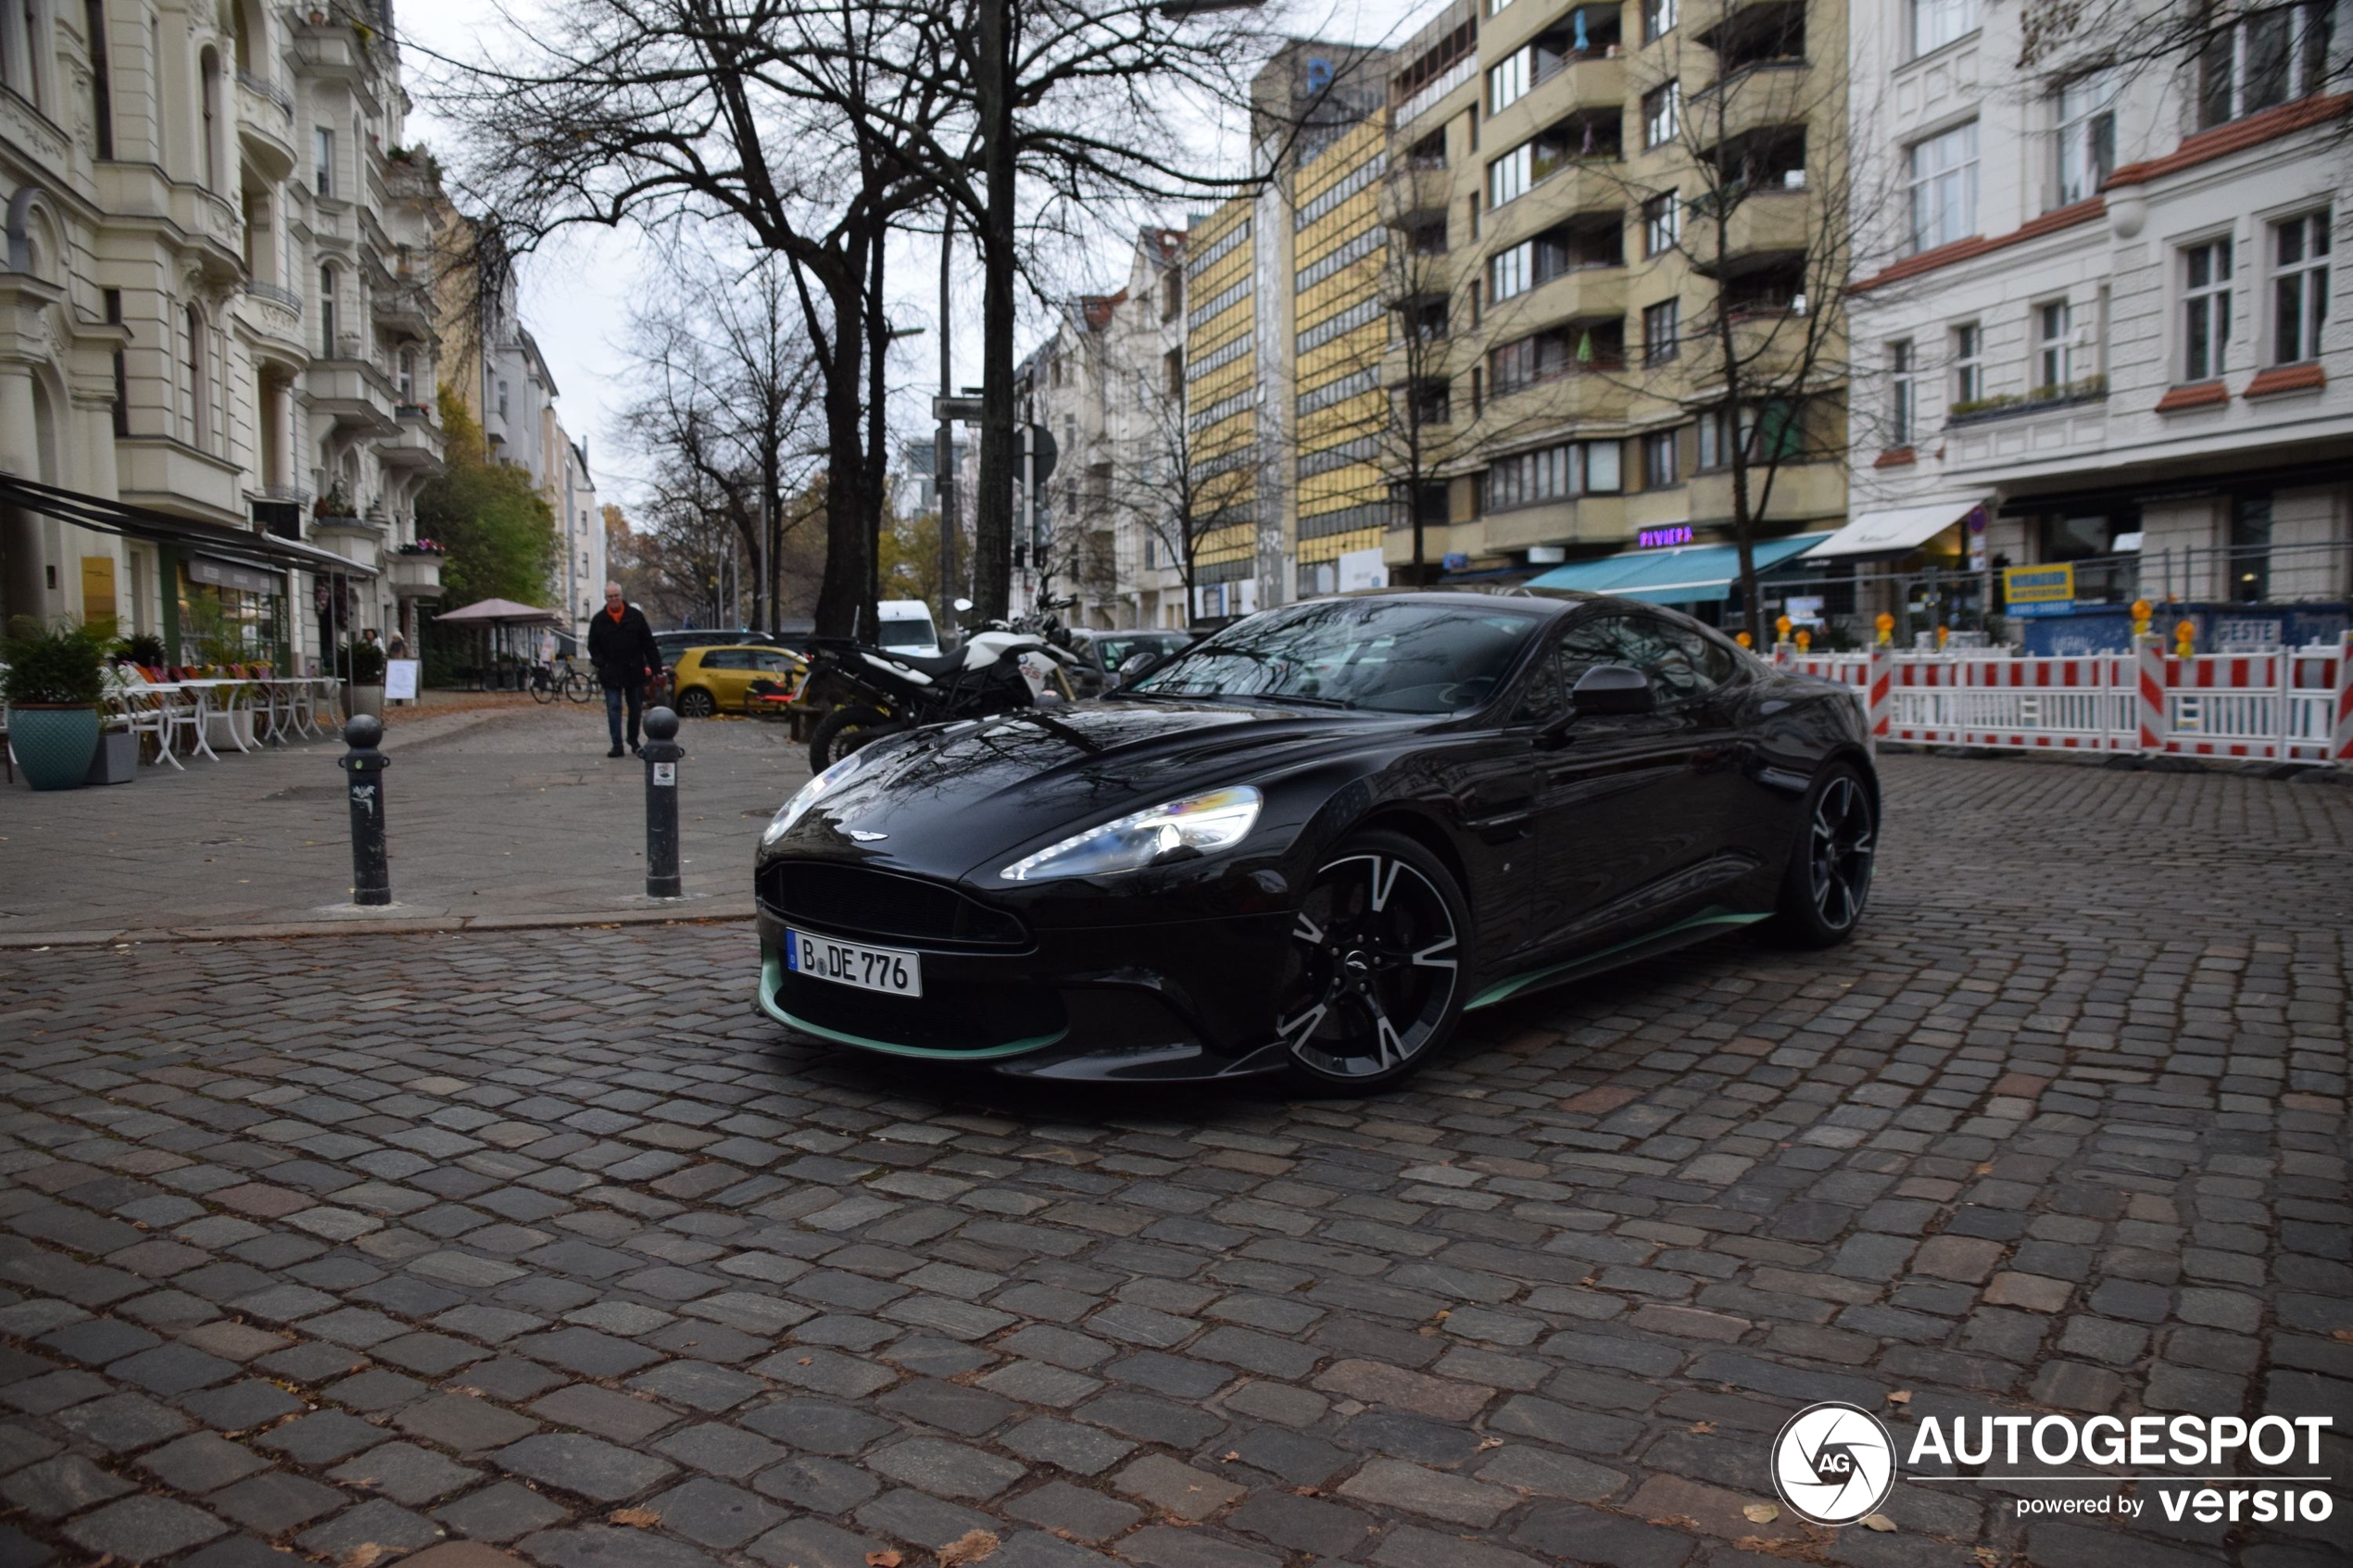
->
[1770, 1401, 1896, 1525]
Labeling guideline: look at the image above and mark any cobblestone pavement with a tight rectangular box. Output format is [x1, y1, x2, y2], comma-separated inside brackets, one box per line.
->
[0, 756, 2346, 1568]
[0, 704, 806, 939]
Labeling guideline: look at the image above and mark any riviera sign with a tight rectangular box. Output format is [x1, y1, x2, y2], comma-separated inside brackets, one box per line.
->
[1639, 525, 1695, 548]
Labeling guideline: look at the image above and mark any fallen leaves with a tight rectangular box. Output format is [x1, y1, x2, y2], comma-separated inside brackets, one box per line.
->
[1690, 1421, 1718, 1435]
[938, 1530, 1000, 1566]
[1887, 1390, 1912, 1405]
[1743, 1502, 1780, 1524]
[1477, 1436, 1504, 1450]
[340, 1548, 386, 1568]
[865, 1552, 903, 1568]
[610, 1508, 661, 1528]
[1861, 1513, 1897, 1532]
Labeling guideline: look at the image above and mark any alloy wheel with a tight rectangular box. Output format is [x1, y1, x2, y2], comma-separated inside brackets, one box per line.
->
[1278, 852, 1460, 1080]
[1807, 775, 1875, 932]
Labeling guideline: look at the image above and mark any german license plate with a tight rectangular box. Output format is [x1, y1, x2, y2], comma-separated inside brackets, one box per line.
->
[784, 928, 923, 997]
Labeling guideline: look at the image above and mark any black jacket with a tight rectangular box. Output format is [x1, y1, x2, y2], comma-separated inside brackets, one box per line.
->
[586, 603, 660, 687]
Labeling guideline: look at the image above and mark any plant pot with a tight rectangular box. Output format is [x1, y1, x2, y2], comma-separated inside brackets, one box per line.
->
[85, 727, 139, 784]
[344, 683, 386, 720]
[8, 705, 100, 790]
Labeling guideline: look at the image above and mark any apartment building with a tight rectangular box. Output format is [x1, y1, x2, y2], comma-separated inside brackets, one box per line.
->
[1842, 0, 2350, 646]
[0, 0, 451, 662]
[1018, 226, 1189, 629]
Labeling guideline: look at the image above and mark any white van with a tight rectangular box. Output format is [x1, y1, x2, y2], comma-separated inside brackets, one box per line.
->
[875, 599, 941, 659]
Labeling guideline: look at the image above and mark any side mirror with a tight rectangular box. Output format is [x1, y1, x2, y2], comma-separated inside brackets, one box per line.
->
[952, 597, 975, 614]
[1569, 663, 1655, 717]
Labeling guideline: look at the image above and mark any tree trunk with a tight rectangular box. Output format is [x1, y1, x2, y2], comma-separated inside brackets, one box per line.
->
[971, 0, 1017, 621]
[812, 274, 873, 640]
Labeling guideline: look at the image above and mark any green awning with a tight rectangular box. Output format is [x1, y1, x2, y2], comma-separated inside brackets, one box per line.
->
[1525, 533, 1831, 603]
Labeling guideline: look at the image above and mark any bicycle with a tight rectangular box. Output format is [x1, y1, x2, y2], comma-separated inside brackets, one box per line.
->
[529, 659, 595, 705]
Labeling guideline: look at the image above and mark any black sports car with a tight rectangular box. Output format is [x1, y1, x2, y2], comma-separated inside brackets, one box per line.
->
[754, 590, 1877, 1089]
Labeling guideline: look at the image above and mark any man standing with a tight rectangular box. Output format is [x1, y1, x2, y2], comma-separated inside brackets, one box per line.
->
[586, 582, 660, 758]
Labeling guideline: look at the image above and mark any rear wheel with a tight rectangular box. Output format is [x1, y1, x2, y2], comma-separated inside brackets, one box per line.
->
[529, 671, 556, 705]
[564, 671, 593, 704]
[809, 706, 902, 771]
[1277, 830, 1468, 1093]
[1769, 762, 1876, 948]
[677, 687, 715, 719]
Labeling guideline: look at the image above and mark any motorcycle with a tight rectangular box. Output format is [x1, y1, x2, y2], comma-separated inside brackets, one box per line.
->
[799, 598, 1083, 770]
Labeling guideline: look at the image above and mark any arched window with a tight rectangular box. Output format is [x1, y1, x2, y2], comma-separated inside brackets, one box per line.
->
[319, 264, 336, 356]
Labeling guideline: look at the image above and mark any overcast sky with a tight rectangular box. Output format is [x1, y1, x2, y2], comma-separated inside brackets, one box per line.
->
[394, 0, 1435, 514]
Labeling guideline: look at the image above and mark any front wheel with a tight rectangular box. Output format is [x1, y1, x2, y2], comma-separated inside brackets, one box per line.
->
[1768, 762, 1877, 948]
[676, 687, 715, 719]
[530, 672, 557, 705]
[808, 706, 901, 771]
[564, 672, 593, 704]
[1277, 830, 1469, 1094]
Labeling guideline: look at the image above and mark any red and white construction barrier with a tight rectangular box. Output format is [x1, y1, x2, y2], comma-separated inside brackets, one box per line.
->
[1769, 633, 2353, 766]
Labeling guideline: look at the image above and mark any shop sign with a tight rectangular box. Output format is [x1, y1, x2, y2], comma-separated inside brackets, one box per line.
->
[188, 557, 281, 595]
[2002, 563, 2074, 618]
[1639, 525, 1694, 548]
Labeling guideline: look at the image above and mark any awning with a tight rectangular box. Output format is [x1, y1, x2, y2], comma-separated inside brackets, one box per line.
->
[1525, 533, 1832, 604]
[435, 597, 561, 625]
[1808, 500, 1986, 558]
[0, 472, 379, 579]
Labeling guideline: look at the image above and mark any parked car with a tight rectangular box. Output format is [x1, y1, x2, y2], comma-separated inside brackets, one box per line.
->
[751, 589, 1878, 1089]
[655, 628, 772, 663]
[1063, 629, 1195, 697]
[876, 599, 941, 659]
[671, 645, 808, 717]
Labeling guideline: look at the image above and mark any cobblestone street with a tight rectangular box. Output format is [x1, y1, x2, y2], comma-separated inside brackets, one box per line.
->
[0, 756, 2346, 1568]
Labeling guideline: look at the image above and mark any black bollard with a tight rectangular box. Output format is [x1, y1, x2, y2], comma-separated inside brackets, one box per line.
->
[339, 715, 392, 907]
[642, 707, 685, 898]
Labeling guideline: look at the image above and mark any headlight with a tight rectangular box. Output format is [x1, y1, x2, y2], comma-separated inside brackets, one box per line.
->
[1000, 786, 1262, 883]
[761, 746, 877, 846]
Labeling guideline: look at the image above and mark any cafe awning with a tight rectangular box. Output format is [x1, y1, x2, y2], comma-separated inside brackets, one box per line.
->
[0, 471, 379, 579]
[1807, 500, 1986, 558]
[1525, 533, 1832, 604]
[435, 597, 562, 625]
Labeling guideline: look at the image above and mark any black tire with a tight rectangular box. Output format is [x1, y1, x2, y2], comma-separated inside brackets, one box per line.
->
[1768, 761, 1877, 948]
[564, 673, 593, 704]
[808, 706, 900, 771]
[1277, 829, 1470, 1094]
[530, 673, 556, 705]
[677, 687, 716, 719]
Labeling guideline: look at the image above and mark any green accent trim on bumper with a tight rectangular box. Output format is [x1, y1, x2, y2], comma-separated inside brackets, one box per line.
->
[757, 952, 1067, 1061]
[1466, 909, 1769, 1011]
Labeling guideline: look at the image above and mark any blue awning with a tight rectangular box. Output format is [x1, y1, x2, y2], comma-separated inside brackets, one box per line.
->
[1524, 533, 1831, 603]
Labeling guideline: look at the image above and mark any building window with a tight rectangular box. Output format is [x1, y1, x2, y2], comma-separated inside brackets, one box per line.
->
[86, 0, 112, 158]
[1642, 82, 1680, 148]
[1644, 0, 1678, 44]
[184, 306, 206, 446]
[498, 380, 510, 420]
[2198, 5, 2332, 130]
[1484, 440, 1621, 509]
[111, 348, 128, 436]
[201, 49, 220, 188]
[1697, 402, 1800, 468]
[1488, 144, 1531, 207]
[2271, 209, 2330, 364]
[2183, 238, 2233, 381]
[1642, 429, 1680, 487]
[1890, 340, 1916, 444]
[1489, 49, 1529, 114]
[1491, 242, 1531, 301]
[2052, 74, 2116, 208]
[1906, 121, 1978, 254]
[1643, 299, 1680, 364]
[1912, 0, 1979, 56]
[2231, 495, 2272, 601]
[2036, 300, 2078, 390]
[1951, 322, 1982, 406]
[1642, 191, 1680, 256]
[397, 348, 416, 403]
[319, 264, 336, 355]
[315, 127, 334, 197]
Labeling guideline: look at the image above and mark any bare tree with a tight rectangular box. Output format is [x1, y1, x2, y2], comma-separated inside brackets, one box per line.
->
[622, 247, 826, 631]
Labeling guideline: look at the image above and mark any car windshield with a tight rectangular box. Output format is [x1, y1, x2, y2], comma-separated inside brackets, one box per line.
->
[1128, 598, 1543, 713]
[878, 621, 935, 650]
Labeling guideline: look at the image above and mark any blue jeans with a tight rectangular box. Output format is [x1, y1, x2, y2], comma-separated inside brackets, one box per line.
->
[604, 680, 645, 749]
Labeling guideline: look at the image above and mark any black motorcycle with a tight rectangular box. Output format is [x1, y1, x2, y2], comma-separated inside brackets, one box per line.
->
[798, 605, 1080, 770]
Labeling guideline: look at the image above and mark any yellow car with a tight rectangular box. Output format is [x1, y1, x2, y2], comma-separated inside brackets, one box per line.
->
[670, 645, 807, 718]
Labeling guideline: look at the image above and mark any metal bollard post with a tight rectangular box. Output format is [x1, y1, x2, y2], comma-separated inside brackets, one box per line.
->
[641, 707, 685, 898]
[339, 715, 392, 906]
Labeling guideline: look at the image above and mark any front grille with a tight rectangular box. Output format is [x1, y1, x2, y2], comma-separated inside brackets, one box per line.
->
[773, 968, 1066, 1054]
[760, 860, 1027, 949]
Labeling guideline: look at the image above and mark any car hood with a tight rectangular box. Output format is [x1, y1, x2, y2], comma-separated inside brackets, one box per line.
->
[778, 699, 1417, 878]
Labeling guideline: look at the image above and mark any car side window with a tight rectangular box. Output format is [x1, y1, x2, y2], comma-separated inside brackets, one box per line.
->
[1514, 618, 1631, 721]
[755, 651, 795, 673]
[1617, 620, 1731, 704]
[701, 650, 750, 671]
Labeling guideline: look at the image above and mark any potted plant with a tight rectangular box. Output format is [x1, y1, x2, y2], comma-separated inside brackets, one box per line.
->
[343, 637, 387, 718]
[118, 631, 169, 671]
[1, 617, 110, 790]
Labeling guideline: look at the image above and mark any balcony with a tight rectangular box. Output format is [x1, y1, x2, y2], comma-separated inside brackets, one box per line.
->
[234, 282, 308, 364]
[388, 553, 444, 598]
[376, 405, 446, 470]
[1685, 187, 1811, 272]
[303, 359, 401, 437]
[234, 71, 296, 181]
[114, 437, 247, 528]
[1690, 64, 1817, 155]
[371, 281, 434, 340]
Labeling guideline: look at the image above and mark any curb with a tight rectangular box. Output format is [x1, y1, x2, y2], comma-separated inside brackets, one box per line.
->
[0, 903, 758, 949]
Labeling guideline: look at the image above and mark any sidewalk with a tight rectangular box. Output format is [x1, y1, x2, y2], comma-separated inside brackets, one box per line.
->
[0, 700, 809, 944]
